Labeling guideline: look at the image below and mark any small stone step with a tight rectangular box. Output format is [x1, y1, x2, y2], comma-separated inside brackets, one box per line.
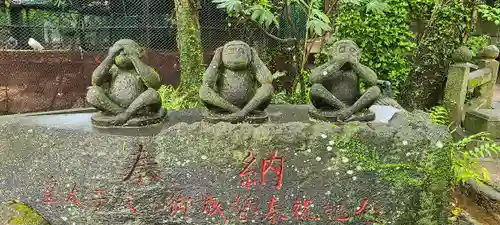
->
[459, 159, 500, 224]
[464, 109, 500, 138]
[480, 159, 500, 189]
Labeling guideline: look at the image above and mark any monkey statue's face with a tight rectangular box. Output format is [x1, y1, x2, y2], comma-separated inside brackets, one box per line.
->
[222, 43, 252, 70]
[114, 44, 144, 70]
[332, 41, 361, 62]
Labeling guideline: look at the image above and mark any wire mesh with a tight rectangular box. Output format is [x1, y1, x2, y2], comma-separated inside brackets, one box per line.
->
[0, 0, 279, 115]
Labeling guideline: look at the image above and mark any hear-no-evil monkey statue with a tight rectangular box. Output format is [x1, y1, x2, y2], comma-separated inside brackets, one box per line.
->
[86, 39, 166, 127]
[309, 39, 383, 122]
[199, 40, 274, 123]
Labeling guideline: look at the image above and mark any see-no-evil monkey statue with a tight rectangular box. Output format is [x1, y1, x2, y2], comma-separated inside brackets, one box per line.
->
[86, 39, 166, 127]
[309, 40, 383, 122]
[199, 40, 274, 123]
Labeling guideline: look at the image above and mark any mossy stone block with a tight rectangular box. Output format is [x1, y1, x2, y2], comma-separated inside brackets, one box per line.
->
[464, 109, 500, 138]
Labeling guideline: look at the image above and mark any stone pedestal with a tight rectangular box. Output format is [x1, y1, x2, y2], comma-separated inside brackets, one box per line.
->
[202, 110, 269, 124]
[91, 110, 167, 128]
[464, 109, 500, 138]
[308, 108, 375, 122]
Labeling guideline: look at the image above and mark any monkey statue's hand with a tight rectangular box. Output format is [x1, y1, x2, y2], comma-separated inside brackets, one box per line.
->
[332, 55, 351, 67]
[212, 47, 224, 63]
[214, 46, 224, 55]
[347, 55, 360, 66]
[108, 45, 124, 57]
[123, 46, 140, 58]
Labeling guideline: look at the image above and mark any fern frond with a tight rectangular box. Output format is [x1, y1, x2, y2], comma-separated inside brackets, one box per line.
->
[429, 106, 450, 125]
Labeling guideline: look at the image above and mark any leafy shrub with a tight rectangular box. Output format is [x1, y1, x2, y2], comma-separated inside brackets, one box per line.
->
[429, 106, 498, 185]
[465, 35, 491, 58]
[271, 70, 312, 104]
[319, 0, 416, 97]
[478, 3, 500, 25]
[157, 85, 201, 110]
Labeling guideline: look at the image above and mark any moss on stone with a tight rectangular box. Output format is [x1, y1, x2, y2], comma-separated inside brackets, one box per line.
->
[154, 111, 451, 224]
[451, 47, 472, 63]
[328, 121, 451, 224]
[331, 133, 425, 188]
[1, 201, 47, 225]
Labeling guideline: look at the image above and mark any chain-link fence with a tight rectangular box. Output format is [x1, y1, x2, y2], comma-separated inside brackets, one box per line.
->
[0, 0, 274, 115]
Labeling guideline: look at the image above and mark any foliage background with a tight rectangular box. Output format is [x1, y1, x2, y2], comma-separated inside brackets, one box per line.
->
[319, 0, 416, 97]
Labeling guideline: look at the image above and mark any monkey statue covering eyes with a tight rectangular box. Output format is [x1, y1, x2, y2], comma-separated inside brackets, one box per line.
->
[86, 39, 166, 127]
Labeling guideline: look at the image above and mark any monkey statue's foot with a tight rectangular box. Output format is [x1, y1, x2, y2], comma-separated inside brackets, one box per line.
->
[309, 108, 375, 123]
[344, 109, 376, 122]
[91, 108, 167, 127]
[109, 112, 130, 126]
[223, 111, 246, 123]
[203, 110, 269, 124]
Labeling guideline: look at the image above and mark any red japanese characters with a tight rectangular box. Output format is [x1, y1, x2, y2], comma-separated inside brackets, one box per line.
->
[293, 199, 321, 221]
[239, 152, 258, 190]
[202, 194, 229, 222]
[127, 197, 137, 215]
[263, 195, 289, 224]
[260, 151, 285, 190]
[41, 178, 105, 208]
[166, 191, 192, 217]
[324, 199, 377, 223]
[239, 151, 284, 191]
[92, 190, 106, 208]
[40, 148, 380, 224]
[231, 194, 260, 222]
[42, 177, 57, 204]
[66, 183, 82, 206]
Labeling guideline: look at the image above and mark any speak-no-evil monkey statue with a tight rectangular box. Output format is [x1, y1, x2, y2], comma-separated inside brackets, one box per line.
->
[86, 39, 167, 127]
[199, 40, 274, 123]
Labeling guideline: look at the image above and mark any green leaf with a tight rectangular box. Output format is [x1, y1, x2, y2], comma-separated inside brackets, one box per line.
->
[296, 0, 309, 8]
[249, 5, 276, 28]
[250, 6, 263, 21]
[366, 0, 389, 14]
[307, 19, 331, 36]
[482, 167, 490, 181]
[212, 0, 243, 14]
[312, 8, 330, 24]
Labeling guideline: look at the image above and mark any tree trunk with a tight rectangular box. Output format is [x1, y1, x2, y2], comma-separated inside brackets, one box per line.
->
[399, 0, 469, 109]
[174, 0, 204, 90]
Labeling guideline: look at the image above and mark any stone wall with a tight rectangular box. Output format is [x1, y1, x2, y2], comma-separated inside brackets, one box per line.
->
[0, 108, 453, 225]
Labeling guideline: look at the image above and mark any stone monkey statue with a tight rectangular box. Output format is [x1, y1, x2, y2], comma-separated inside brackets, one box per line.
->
[86, 39, 166, 126]
[309, 39, 381, 122]
[199, 40, 274, 123]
